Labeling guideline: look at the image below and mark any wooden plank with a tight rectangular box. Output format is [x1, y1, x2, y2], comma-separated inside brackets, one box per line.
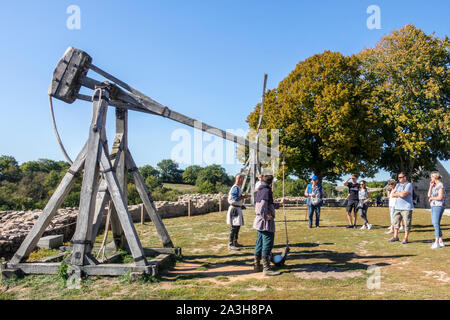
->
[109, 109, 127, 250]
[143, 247, 181, 256]
[82, 264, 155, 276]
[71, 89, 109, 266]
[6, 262, 60, 275]
[148, 254, 173, 273]
[6, 263, 155, 276]
[35, 252, 67, 263]
[80, 74, 279, 157]
[10, 144, 87, 264]
[88, 133, 125, 252]
[126, 150, 174, 248]
[99, 143, 148, 266]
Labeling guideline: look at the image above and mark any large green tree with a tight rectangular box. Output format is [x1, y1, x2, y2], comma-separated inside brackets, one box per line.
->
[247, 51, 382, 182]
[182, 165, 203, 185]
[359, 25, 449, 180]
[156, 159, 183, 183]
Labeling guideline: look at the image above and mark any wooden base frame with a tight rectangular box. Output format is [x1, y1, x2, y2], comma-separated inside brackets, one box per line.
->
[2, 85, 179, 279]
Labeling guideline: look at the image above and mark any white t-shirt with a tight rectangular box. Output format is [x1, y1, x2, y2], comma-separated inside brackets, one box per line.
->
[254, 181, 262, 192]
[388, 189, 396, 207]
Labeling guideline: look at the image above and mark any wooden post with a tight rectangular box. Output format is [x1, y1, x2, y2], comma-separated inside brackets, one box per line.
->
[71, 89, 109, 266]
[109, 108, 127, 250]
[188, 199, 191, 217]
[218, 196, 222, 212]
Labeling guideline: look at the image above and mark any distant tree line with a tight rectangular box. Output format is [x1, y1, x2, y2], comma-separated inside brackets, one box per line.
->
[0, 156, 236, 210]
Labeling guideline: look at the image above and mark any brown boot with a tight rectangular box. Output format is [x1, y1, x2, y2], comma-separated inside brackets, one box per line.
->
[262, 256, 280, 276]
[253, 255, 263, 272]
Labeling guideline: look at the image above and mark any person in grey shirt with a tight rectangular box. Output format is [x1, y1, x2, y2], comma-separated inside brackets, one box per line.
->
[388, 172, 414, 244]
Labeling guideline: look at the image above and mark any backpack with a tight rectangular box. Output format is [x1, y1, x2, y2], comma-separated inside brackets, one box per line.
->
[309, 184, 322, 206]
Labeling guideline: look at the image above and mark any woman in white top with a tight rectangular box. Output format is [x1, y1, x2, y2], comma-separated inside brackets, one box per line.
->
[358, 181, 372, 230]
[386, 180, 397, 234]
[428, 172, 446, 249]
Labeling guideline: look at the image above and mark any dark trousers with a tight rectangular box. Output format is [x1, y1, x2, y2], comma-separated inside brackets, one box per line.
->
[254, 230, 275, 257]
[229, 225, 240, 245]
[308, 205, 321, 227]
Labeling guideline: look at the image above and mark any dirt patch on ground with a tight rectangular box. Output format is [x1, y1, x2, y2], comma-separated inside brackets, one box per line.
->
[422, 270, 450, 283]
[294, 265, 363, 279]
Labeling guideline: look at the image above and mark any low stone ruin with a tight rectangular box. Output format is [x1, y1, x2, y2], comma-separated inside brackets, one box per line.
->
[0, 193, 229, 259]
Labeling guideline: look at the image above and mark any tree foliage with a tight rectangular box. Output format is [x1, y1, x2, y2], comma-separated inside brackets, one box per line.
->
[247, 51, 382, 183]
[359, 25, 449, 180]
[156, 159, 183, 183]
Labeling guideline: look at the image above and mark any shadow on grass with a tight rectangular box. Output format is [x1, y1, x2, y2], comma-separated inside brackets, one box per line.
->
[279, 249, 415, 274]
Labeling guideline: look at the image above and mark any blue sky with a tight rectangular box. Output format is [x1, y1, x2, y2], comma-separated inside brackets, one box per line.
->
[0, 0, 448, 182]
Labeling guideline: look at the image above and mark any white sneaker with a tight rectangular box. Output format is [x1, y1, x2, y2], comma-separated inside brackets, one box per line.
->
[439, 241, 445, 247]
[431, 242, 441, 249]
[360, 225, 366, 230]
[399, 226, 404, 231]
[387, 226, 392, 230]
[367, 224, 372, 230]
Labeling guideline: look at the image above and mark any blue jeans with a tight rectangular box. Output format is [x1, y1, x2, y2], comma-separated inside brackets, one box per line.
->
[308, 205, 321, 227]
[431, 206, 445, 238]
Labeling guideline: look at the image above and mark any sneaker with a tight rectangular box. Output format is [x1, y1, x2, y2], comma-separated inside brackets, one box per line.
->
[316, 226, 320, 228]
[431, 242, 441, 249]
[439, 241, 445, 247]
[346, 225, 353, 229]
[360, 225, 366, 230]
[367, 224, 372, 230]
[228, 245, 239, 251]
[401, 238, 408, 244]
[353, 225, 357, 229]
[388, 237, 399, 242]
[387, 226, 392, 230]
[399, 226, 404, 231]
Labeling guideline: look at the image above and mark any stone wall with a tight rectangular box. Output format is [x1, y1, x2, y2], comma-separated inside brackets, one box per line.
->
[0, 193, 229, 259]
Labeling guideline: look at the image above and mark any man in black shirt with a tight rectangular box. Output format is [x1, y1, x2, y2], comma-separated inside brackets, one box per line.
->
[344, 174, 360, 228]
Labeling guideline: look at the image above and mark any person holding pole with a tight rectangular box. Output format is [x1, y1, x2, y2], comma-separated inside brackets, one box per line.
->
[253, 174, 285, 276]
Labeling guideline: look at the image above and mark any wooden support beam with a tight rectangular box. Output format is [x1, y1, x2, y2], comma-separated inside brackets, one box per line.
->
[98, 143, 148, 266]
[126, 150, 174, 248]
[10, 144, 87, 264]
[71, 89, 109, 266]
[109, 108, 128, 250]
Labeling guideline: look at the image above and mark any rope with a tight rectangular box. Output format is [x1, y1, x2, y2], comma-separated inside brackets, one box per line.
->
[48, 95, 73, 165]
[96, 201, 112, 261]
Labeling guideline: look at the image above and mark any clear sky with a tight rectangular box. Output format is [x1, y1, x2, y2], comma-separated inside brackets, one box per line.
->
[0, 0, 448, 183]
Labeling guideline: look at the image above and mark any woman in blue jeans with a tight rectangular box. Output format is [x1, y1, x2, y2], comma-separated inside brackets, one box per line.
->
[428, 172, 446, 249]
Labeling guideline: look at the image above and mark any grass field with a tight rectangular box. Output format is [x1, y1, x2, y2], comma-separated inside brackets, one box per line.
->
[163, 183, 198, 193]
[1, 206, 449, 300]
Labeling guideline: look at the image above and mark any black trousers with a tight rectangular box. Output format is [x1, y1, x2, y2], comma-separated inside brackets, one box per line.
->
[229, 225, 240, 245]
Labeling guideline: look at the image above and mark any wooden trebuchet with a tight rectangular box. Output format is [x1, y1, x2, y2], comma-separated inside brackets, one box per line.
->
[3, 46, 279, 278]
